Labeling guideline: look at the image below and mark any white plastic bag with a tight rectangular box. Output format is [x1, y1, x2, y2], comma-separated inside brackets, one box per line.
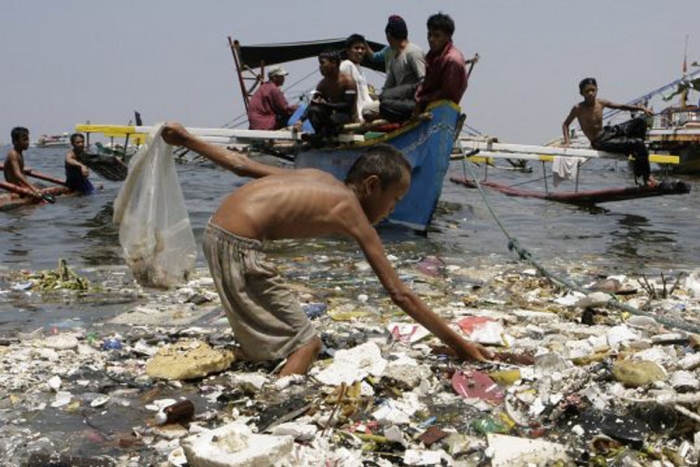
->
[113, 123, 196, 288]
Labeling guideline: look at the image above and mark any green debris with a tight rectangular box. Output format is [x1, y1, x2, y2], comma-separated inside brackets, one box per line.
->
[25, 259, 89, 291]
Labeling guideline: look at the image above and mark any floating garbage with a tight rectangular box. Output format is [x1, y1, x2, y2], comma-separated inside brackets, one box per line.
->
[2, 248, 700, 465]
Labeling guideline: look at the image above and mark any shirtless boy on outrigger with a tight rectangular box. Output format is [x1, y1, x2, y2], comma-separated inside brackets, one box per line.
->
[563, 77, 655, 186]
[161, 122, 492, 376]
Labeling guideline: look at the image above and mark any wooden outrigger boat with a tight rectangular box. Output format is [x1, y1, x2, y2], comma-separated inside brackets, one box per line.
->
[230, 37, 465, 231]
[76, 99, 461, 232]
[76, 36, 468, 232]
[0, 164, 76, 211]
[452, 140, 691, 205]
[595, 67, 700, 174]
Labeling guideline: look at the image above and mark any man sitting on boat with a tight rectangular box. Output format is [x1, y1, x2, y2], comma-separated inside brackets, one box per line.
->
[4, 127, 42, 197]
[293, 50, 357, 142]
[247, 66, 298, 130]
[160, 122, 492, 375]
[64, 133, 96, 195]
[414, 13, 469, 115]
[340, 34, 374, 123]
[363, 15, 426, 123]
[562, 77, 655, 186]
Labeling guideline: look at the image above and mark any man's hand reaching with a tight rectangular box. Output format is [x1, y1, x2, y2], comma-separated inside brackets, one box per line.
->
[161, 122, 190, 147]
[459, 341, 494, 362]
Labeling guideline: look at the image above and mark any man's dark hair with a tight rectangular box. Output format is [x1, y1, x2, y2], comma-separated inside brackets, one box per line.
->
[319, 49, 341, 65]
[345, 34, 365, 50]
[345, 143, 411, 188]
[579, 77, 597, 92]
[11, 127, 29, 143]
[385, 15, 408, 41]
[427, 12, 455, 37]
[70, 133, 84, 144]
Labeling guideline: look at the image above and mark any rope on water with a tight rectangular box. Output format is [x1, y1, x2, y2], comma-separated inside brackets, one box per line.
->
[457, 150, 700, 335]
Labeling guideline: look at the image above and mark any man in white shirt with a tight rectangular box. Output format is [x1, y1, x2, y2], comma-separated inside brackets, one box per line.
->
[340, 34, 374, 123]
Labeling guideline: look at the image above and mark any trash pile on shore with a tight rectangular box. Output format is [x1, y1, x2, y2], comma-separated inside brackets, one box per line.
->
[2, 247, 700, 466]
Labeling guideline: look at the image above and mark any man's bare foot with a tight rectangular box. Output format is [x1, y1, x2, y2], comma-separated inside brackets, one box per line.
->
[279, 337, 322, 376]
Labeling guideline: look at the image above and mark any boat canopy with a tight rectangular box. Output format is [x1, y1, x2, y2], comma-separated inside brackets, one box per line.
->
[234, 38, 388, 72]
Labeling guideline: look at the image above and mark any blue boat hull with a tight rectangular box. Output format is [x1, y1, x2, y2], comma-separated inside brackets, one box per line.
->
[295, 101, 461, 231]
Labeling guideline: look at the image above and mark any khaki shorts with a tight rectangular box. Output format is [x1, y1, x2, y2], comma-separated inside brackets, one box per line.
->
[202, 222, 316, 361]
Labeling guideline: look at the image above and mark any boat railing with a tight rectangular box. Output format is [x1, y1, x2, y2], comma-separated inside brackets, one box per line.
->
[653, 107, 700, 130]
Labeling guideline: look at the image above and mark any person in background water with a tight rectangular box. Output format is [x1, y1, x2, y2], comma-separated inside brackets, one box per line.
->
[3, 127, 42, 197]
[415, 13, 470, 114]
[247, 66, 298, 130]
[65, 133, 96, 195]
[562, 77, 655, 186]
[160, 122, 492, 375]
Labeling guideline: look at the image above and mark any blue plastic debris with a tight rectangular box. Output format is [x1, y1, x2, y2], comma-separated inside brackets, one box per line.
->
[102, 338, 123, 351]
[302, 303, 327, 319]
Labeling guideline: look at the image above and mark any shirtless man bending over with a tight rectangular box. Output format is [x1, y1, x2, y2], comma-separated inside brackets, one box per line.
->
[563, 77, 655, 186]
[161, 122, 492, 376]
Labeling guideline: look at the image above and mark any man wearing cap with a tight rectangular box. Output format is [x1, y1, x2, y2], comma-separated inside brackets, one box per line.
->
[363, 15, 426, 122]
[247, 66, 298, 131]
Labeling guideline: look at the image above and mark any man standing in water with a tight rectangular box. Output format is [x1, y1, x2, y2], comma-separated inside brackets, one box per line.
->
[3, 127, 42, 197]
[562, 77, 655, 186]
[65, 133, 96, 195]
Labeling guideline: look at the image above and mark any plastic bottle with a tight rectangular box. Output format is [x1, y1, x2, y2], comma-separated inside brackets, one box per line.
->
[154, 399, 195, 425]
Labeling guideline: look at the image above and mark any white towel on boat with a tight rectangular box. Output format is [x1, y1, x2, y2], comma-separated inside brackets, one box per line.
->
[552, 156, 585, 187]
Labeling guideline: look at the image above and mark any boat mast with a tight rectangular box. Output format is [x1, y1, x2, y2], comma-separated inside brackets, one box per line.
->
[228, 36, 264, 112]
[681, 35, 689, 110]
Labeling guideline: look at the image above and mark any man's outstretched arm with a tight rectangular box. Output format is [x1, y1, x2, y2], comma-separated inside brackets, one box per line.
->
[347, 214, 492, 362]
[161, 122, 291, 179]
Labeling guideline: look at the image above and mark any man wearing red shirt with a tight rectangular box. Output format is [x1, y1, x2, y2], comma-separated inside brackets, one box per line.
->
[415, 13, 469, 112]
[248, 66, 298, 130]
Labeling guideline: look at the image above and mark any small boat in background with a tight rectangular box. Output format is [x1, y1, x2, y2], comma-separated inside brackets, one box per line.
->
[35, 133, 71, 148]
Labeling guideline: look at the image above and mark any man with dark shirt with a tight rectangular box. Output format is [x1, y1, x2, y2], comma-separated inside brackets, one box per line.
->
[415, 13, 469, 112]
[248, 66, 298, 130]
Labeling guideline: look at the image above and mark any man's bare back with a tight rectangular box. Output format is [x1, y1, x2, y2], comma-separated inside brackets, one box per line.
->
[211, 169, 370, 241]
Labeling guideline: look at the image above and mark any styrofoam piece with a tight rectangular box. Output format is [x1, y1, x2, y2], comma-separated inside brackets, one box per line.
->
[181, 422, 293, 467]
[315, 342, 387, 386]
[487, 433, 571, 466]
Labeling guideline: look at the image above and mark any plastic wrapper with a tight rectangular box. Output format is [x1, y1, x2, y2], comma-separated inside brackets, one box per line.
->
[113, 124, 196, 288]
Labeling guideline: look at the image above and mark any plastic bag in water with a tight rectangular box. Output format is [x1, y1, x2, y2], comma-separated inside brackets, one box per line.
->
[113, 123, 196, 288]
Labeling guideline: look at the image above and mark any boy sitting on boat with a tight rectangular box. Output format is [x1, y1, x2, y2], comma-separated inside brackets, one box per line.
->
[293, 50, 356, 143]
[65, 133, 96, 195]
[562, 77, 655, 186]
[161, 122, 492, 376]
[3, 127, 42, 197]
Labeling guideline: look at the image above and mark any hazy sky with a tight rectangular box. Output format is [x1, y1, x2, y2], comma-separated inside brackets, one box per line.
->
[2, 1, 698, 146]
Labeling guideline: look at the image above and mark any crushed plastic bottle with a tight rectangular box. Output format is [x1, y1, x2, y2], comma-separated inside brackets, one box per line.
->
[155, 399, 195, 425]
[102, 338, 123, 351]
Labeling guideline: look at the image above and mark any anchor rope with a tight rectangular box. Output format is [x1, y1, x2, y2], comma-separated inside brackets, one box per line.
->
[457, 147, 700, 335]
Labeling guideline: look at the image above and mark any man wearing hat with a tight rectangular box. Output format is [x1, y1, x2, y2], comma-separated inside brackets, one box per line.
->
[362, 15, 426, 122]
[248, 66, 298, 131]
